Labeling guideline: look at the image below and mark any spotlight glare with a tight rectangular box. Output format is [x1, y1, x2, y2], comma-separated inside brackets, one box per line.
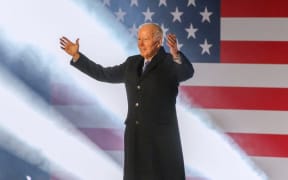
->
[0, 0, 268, 179]
[0, 65, 122, 180]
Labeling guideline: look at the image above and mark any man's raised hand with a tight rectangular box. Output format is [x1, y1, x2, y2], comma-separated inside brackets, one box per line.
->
[60, 36, 80, 60]
[166, 33, 179, 59]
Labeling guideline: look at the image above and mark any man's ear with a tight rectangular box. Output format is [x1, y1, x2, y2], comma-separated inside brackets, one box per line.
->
[158, 38, 163, 47]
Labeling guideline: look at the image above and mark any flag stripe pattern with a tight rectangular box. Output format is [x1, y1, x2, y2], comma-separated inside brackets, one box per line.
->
[180, 86, 288, 111]
[221, 0, 288, 17]
[181, 1, 288, 178]
[221, 41, 288, 64]
[228, 133, 288, 157]
[50, 0, 288, 179]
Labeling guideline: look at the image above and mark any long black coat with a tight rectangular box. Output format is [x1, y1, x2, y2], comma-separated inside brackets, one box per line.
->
[71, 47, 194, 180]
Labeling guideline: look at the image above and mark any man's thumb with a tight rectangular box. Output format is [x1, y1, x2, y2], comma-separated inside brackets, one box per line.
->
[76, 38, 80, 46]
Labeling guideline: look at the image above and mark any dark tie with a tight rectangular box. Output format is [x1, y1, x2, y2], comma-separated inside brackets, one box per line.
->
[142, 61, 150, 72]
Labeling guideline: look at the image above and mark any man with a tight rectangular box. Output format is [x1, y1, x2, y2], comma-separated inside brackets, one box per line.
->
[60, 23, 194, 180]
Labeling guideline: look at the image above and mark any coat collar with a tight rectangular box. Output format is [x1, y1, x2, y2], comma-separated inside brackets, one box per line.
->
[140, 47, 166, 79]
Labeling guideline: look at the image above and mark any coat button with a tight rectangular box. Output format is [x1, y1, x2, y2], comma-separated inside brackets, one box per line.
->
[137, 85, 141, 90]
[135, 121, 139, 125]
[135, 102, 139, 107]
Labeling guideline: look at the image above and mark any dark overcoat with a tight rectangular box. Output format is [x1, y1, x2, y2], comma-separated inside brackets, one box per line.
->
[71, 47, 194, 180]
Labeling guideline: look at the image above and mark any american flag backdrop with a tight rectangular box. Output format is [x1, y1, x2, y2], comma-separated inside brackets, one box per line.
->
[95, 0, 288, 179]
[104, 0, 220, 63]
[0, 0, 288, 179]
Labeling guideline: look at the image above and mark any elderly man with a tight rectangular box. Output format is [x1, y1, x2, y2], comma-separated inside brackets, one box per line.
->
[60, 23, 194, 180]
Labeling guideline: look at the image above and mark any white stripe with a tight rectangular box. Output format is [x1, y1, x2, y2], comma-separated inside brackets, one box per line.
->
[252, 156, 288, 180]
[105, 150, 124, 166]
[199, 109, 288, 134]
[54, 105, 288, 135]
[181, 63, 288, 88]
[221, 18, 288, 41]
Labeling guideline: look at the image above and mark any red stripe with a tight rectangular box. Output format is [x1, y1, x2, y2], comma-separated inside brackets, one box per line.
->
[221, 0, 288, 17]
[221, 41, 288, 64]
[79, 128, 124, 150]
[228, 133, 288, 157]
[50, 83, 97, 105]
[180, 86, 288, 111]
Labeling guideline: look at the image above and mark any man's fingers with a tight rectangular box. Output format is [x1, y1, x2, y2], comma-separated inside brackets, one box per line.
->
[167, 34, 176, 41]
[60, 37, 79, 46]
[60, 36, 73, 47]
[60, 40, 67, 47]
[166, 39, 177, 48]
[166, 34, 177, 47]
[61, 36, 71, 43]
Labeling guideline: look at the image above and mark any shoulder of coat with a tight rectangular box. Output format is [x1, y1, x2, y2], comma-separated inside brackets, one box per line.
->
[127, 54, 143, 62]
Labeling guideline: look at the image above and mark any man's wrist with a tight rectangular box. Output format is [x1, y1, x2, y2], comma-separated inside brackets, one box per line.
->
[72, 53, 80, 62]
[173, 52, 182, 64]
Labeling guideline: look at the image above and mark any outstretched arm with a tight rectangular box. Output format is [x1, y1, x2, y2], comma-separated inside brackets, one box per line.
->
[59, 36, 126, 83]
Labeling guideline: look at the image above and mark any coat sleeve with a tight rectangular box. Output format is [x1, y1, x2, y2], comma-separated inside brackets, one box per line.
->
[174, 51, 194, 82]
[70, 53, 126, 83]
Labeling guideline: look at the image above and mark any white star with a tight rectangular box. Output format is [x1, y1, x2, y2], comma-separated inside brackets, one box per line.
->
[115, 8, 126, 22]
[103, 0, 110, 6]
[185, 23, 198, 39]
[171, 7, 183, 23]
[177, 41, 183, 51]
[142, 8, 155, 22]
[161, 24, 169, 44]
[129, 24, 138, 37]
[130, 0, 138, 7]
[159, 0, 167, 7]
[200, 39, 213, 55]
[161, 24, 169, 37]
[187, 0, 196, 7]
[200, 6, 213, 23]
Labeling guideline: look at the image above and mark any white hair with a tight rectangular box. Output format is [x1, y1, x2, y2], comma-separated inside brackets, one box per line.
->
[139, 23, 163, 42]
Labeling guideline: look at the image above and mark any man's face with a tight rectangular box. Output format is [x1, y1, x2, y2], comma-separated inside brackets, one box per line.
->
[137, 25, 161, 60]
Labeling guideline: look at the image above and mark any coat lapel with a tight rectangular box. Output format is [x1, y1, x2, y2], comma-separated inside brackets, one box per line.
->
[140, 47, 166, 80]
[132, 56, 144, 82]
